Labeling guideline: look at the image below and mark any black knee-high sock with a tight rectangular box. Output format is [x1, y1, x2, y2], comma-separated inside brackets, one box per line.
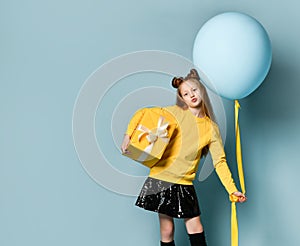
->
[188, 232, 207, 246]
[160, 240, 175, 246]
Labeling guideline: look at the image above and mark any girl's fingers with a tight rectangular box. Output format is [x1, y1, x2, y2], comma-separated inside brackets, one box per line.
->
[238, 195, 247, 203]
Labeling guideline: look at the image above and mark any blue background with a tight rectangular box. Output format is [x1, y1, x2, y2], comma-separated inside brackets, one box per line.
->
[1, 0, 300, 245]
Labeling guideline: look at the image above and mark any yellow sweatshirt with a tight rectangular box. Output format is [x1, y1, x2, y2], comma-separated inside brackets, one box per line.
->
[125, 105, 238, 195]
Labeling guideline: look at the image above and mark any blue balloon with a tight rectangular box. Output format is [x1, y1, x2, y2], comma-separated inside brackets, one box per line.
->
[193, 12, 272, 100]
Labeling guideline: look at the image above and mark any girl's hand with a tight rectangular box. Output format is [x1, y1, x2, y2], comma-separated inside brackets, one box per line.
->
[231, 191, 247, 203]
[121, 134, 131, 154]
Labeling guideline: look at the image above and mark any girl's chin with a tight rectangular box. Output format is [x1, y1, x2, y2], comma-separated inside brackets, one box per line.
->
[190, 101, 203, 108]
[189, 104, 201, 108]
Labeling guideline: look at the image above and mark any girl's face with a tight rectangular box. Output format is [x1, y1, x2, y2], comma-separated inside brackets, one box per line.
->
[179, 80, 203, 108]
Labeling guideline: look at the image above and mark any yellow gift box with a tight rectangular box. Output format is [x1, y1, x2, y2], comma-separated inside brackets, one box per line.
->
[123, 107, 177, 168]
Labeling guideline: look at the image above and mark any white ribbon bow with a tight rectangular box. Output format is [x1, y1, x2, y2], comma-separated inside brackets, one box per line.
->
[136, 116, 169, 162]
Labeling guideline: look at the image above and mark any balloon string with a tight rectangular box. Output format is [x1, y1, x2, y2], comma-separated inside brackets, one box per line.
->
[235, 100, 246, 194]
[231, 201, 238, 246]
[231, 100, 246, 246]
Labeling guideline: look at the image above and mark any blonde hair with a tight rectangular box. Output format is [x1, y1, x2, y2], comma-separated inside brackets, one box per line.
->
[171, 69, 216, 157]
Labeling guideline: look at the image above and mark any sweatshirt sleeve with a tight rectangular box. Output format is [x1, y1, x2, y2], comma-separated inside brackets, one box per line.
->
[209, 123, 238, 195]
[125, 108, 147, 138]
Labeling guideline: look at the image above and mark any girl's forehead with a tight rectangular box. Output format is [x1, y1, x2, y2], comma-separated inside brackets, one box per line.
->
[180, 80, 198, 90]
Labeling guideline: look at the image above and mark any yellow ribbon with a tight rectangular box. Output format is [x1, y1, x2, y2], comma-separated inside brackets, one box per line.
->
[235, 100, 246, 194]
[136, 116, 169, 162]
[230, 100, 246, 246]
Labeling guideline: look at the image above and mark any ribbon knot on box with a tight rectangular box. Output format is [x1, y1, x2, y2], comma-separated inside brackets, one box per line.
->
[136, 116, 169, 161]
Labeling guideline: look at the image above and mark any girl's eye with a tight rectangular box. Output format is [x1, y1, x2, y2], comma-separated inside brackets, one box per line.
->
[183, 93, 188, 96]
[193, 88, 197, 91]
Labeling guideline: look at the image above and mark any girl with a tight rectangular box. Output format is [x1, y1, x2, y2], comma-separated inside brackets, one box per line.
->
[121, 69, 246, 246]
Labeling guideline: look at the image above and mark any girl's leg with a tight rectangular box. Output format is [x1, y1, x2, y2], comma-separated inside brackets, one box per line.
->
[184, 216, 207, 246]
[184, 216, 203, 234]
[159, 213, 175, 245]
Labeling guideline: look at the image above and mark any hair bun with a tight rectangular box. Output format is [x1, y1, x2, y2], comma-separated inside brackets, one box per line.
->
[171, 77, 184, 88]
[185, 69, 200, 80]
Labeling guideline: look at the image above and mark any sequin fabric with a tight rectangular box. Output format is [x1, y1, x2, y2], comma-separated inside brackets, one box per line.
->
[135, 177, 200, 218]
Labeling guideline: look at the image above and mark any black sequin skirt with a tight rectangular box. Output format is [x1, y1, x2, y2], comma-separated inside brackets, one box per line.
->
[135, 177, 200, 218]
